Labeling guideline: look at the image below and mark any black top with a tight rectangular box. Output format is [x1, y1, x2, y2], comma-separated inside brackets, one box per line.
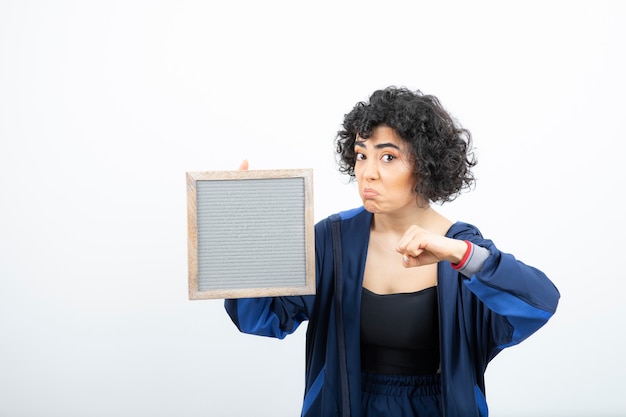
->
[360, 286, 440, 375]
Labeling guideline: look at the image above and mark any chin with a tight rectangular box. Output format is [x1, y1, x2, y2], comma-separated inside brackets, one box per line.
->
[362, 201, 382, 214]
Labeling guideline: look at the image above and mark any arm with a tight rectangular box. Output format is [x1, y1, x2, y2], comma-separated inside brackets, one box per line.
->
[461, 239, 560, 347]
[224, 295, 312, 339]
[448, 224, 560, 348]
[398, 222, 560, 347]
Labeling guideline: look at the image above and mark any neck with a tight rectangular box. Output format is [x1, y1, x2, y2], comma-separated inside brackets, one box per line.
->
[371, 204, 436, 235]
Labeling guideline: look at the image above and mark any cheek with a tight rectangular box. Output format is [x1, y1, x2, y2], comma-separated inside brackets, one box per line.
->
[353, 164, 364, 180]
[398, 173, 417, 194]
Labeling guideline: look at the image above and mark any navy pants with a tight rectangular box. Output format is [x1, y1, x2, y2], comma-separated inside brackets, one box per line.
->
[361, 372, 443, 417]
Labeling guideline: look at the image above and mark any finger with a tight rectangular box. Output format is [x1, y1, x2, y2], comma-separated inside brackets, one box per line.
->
[402, 253, 423, 268]
[397, 237, 427, 259]
[238, 159, 249, 171]
[396, 225, 420, 254]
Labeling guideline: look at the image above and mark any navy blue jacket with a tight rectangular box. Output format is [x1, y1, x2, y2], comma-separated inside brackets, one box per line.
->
[225, 207, 560, 417]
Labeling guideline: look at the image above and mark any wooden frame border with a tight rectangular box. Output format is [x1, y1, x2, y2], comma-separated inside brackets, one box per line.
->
[186, 169, 315, 300]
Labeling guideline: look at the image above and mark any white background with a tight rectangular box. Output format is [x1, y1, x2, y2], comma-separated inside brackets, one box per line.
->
[1, 1, 625, 416]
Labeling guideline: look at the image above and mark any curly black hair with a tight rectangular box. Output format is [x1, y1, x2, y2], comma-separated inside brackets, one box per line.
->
[335, 86, 477, 204]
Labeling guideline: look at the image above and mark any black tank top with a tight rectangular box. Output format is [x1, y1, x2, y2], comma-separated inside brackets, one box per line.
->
[360, 286, 440, 375]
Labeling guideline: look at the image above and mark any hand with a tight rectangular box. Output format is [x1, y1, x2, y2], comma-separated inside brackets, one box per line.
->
[396, 225, 468, 268]
[238, 159, 249, 171]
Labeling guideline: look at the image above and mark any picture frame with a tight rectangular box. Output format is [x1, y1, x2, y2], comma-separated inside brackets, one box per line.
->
[186, 169, 315, 300]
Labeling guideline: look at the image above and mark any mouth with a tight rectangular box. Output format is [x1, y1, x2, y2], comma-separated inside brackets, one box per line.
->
[362, 187, 379, 199]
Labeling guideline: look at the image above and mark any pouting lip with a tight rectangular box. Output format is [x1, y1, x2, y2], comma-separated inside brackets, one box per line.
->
[362, 187, 379, 198]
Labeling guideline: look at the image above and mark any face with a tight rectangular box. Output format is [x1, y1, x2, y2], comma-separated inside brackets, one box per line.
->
[354, 125, 419, 214]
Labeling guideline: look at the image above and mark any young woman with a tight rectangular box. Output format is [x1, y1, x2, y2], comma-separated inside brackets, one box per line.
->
[225, 87, 560, 417]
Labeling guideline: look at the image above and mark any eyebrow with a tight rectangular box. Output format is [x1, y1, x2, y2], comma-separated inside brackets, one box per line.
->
[355, 141, 401, 151]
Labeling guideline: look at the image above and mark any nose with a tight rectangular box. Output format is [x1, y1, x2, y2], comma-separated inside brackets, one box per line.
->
[361, 158, 379, 182]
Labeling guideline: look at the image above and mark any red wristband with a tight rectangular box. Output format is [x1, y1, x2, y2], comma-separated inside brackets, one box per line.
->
[451, 240, 472, 270]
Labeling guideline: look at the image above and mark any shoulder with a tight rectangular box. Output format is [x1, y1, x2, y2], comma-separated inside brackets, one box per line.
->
[446, 221, 484, 240]
[446, 221, 499, 253]
[314, 207, 371, 263]
[315, 206, 371, 236]
[316, 206, 370, 226]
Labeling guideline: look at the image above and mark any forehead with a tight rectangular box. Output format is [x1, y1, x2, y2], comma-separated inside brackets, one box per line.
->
[356, 125, 406, 147]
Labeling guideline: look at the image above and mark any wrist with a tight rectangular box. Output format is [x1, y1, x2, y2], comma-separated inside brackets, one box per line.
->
[451, 240, 472, 270]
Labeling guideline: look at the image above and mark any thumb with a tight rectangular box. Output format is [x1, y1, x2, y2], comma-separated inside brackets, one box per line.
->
[401, 251, 426, 268]
[402, 254, 419, 268]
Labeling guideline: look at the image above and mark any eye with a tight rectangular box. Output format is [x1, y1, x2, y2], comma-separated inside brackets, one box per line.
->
[381, 154, 395, 162]
[355, 152, 366, 161]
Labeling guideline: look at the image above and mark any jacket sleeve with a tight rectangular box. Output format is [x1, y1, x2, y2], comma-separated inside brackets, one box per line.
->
[451, 223, 560, 351]
[463, 236, 560, 350]
[224, 295, 313, 339]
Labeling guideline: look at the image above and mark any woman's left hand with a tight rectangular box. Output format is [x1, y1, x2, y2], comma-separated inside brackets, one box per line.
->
[396, 225, 468, 268]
